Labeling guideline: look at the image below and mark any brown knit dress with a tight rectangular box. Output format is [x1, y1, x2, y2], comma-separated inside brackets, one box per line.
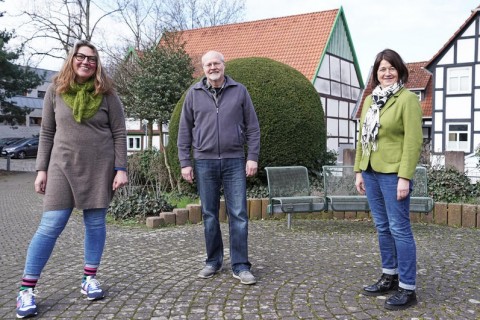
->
[35, 84, 127, 211]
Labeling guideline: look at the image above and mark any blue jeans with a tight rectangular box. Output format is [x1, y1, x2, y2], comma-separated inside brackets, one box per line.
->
[194, 158, 251, 274]
[362, 169, 416, 290]
[23, 208, 107, 278]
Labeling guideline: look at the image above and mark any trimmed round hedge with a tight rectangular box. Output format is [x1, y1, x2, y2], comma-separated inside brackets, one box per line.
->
[166, 57, 326, 187]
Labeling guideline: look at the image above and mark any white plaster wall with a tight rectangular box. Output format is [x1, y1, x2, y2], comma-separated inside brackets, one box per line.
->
[435, 67, 444, 89]
[438, 47, 454, 65]
[434, 133, 443, 153]
[435, 91, 443, 110]
[445, 97, 471, 119]
[457, 38, 475, 63]
[434, 112, 443, 131]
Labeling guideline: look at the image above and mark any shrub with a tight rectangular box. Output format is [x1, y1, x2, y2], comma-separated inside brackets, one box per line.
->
[108, 149, 175, 222]
[127, 149, 170, 192]
[108, 191, 174, 221]
[166, 57, 327, 191]
[475, 144, 480, 168]
[427, 166, 478, 203]
[246, 184, 269, 199]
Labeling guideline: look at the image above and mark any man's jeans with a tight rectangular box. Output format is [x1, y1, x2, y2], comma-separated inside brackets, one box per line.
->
[23, 208, 107, 278]
[362, 169, 416, 290]
[194, 158, 251, 274]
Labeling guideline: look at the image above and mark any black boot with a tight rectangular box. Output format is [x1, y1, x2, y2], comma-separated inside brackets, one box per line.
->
[384, 287, 417, 310]
[363, 273, 399, 296]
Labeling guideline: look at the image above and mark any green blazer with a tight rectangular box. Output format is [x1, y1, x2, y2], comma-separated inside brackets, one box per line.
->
[354, 87, 423, 180]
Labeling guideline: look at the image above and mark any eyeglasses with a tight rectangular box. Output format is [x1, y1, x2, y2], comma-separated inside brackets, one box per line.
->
[74, 53, 97, 64]
[203, 61, 223, 69]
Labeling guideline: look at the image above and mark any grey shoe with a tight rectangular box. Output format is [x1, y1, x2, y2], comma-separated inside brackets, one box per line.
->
[233, 270, 257, 285]
[198, 265, 222, 279]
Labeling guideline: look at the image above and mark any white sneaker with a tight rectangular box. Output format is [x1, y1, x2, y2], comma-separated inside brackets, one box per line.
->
[233, 270, 257, 285]
[198, 265, 222, 279]
[16, 288, 38, 318]
[81, 276, 105, 300]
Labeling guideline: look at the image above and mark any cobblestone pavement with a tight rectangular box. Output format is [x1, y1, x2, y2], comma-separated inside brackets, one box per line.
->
[1, 171, 480, 319]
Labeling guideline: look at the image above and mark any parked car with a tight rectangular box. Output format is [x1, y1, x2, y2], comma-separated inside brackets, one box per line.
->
[1, 137, 39, 159]
[0, 137, 24, 154]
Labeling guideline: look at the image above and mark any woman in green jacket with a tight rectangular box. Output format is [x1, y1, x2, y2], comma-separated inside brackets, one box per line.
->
[354, 49, 423, 310]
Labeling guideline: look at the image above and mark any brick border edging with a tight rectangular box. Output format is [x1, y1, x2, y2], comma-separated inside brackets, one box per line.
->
[146, 200, 478, 228]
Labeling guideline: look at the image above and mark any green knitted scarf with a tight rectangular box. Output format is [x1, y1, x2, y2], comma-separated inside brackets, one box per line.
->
[62, 80, 103, 123]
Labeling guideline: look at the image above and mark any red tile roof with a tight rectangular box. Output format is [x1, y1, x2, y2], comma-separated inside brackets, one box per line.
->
[356, 61, 432, 118]
[406, 61, 431, 90]
[173, 10, 339, 80]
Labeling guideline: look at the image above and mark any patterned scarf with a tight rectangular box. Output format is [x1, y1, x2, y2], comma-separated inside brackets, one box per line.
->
[361, 82, 403, 156]
[61, 80, 103, 123]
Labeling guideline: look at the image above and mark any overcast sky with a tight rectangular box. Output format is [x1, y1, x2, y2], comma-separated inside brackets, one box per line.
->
[2, 0, 479, 81]
[244, 0, 480, 80]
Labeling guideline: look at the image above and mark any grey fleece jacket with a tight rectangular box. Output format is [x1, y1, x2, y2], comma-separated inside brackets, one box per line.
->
[177, 76, 260, 168]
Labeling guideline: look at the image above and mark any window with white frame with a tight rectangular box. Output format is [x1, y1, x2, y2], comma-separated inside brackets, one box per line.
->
[412, 90, 421, 101]
[128, 137, 141, 150]
[447, 67, 471, 94]
[447, 123, 470, 152]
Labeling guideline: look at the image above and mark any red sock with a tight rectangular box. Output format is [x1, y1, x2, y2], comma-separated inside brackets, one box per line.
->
[83, 266, 97, 279]
[20, 278, 38, 291]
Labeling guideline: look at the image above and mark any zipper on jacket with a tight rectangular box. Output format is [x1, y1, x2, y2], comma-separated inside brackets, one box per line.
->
[209, 90, 221, 158]
[216, 102, 220, 158]
[205, 86, 223, 159]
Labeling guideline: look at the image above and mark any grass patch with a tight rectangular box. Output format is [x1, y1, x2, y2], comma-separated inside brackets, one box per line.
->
[165, 193, 199, 208]
[106, 213, 147, 228]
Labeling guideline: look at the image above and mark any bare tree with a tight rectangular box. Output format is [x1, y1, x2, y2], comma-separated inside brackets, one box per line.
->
[114, 0, 159, 50]
[12, 0, 245, 67]
[18, 0, 126, 63]
[161, 0, 245, 30]
[199, 0, 246, 27]
[112, 0, 245, 52]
